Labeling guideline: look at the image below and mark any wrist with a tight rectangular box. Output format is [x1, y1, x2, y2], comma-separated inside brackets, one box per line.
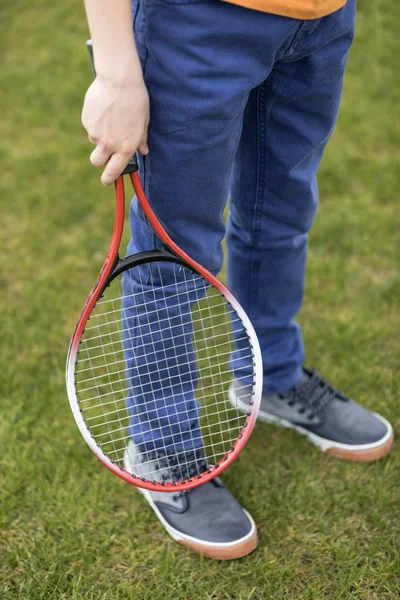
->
[96, 69, 144, 88]
[94, 49, 144, 86]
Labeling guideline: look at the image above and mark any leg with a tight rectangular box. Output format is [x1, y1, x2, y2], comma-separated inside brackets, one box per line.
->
[124, 0, 299, 450]
[228, 1, 392, 461]
[227, 0, 356, 394]
[122, 0, 307, 559]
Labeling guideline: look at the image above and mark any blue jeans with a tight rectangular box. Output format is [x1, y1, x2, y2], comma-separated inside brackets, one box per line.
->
[124, 0, 356, 450]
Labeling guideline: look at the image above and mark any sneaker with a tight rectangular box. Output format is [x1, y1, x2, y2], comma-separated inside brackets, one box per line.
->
[124, 441, 257, 560]
[230, 368, 394, 462]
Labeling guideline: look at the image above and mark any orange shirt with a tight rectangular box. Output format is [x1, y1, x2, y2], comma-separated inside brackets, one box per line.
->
[223, 0, 346, 19]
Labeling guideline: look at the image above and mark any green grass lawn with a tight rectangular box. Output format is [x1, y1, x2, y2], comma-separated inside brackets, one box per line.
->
[1, 1, 399, 598]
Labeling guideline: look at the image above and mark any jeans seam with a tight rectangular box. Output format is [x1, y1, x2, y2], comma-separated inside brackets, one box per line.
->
[252, 85, 266, 249]
[247, 84, 266, 319]
[285, 21, 307, 57]
[248, 67, 296, 320]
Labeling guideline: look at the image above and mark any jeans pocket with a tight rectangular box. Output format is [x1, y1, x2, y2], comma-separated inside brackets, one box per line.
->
[133, 0, 147, 45]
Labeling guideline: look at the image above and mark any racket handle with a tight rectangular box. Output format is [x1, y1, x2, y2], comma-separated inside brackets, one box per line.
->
[86, 40, 139, 175]
[86, 39, 96, 77]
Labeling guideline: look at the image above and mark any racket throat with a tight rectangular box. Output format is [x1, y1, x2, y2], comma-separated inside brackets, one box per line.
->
[105, 248, 198, 285]
[161, 242, 179, 259]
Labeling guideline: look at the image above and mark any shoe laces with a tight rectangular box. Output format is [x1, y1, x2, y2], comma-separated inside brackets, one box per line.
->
[281, 369, 343, 419]
[141, 448, 209, 500]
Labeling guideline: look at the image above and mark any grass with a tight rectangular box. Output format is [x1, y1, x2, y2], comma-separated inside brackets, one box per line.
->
[0, 1, 399, 598]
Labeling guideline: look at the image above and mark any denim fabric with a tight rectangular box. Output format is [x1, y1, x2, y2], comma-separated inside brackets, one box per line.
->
[122, 263, 205, 451]
[123, 0, 356, 451]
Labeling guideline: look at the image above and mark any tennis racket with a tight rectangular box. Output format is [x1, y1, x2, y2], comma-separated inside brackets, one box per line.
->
[65, 41, 262, 492]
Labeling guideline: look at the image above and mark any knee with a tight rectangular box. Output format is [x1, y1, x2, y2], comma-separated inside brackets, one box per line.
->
[174, 226, 225, 276]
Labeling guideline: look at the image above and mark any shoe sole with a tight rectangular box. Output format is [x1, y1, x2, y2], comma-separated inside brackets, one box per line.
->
[123, 454, 258, 560]
[229, 387, 394, 462]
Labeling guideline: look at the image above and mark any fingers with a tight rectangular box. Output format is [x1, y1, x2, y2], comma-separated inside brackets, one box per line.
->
[87, 122, 150, 185]
[91, 142, 146, 186]
[100, 153, 131, 186]
[138, 134, 149, 156]
[138, 143, 149, 155]
[90, 133, 149, 185]
[91, 143, 134, 186]
[90, 144, 112, 168]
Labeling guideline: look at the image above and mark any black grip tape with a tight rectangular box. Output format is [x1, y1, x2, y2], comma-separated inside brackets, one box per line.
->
[86, 40, 139, 175]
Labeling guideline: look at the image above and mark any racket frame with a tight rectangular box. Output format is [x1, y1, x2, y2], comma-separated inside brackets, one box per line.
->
[66, 169, 262, 492]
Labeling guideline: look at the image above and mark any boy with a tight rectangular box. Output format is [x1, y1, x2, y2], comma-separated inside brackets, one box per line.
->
[81, 0, 393, 559]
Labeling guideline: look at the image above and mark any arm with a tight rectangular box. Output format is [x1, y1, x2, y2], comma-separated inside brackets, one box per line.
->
[82, 0, 149, 185]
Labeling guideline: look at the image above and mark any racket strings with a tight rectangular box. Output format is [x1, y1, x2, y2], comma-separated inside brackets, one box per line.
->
[77, 354, 252, 399]
[86, 399, 250, 436]
[75, 260, 255, 483]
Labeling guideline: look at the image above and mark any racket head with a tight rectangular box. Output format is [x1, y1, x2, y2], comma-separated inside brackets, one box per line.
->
[67, 249, 262, 491]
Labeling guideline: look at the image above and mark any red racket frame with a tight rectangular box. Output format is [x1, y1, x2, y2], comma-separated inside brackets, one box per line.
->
[66, 172, 262, 491]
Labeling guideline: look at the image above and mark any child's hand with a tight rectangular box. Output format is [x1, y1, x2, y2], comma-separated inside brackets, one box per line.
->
[82, 74, 149, 185]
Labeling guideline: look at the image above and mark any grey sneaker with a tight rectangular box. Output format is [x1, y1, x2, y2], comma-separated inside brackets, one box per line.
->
[230, 368, 394, 461]
[124, 441, 257, 560]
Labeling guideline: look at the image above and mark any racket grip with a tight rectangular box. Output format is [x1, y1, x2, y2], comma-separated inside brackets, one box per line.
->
[86, 40, 139, 175]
